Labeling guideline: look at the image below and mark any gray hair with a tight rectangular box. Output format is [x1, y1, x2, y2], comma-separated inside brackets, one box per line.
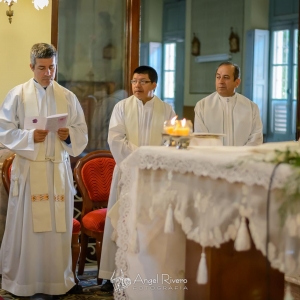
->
[30, 43, 57, 67]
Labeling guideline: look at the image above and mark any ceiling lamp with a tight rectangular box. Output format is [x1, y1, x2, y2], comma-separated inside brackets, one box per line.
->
[0, 0, 49, 24]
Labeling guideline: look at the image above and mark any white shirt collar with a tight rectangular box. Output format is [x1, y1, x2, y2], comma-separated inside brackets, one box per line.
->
[218, 93, 236, 102]
[32, 78, 53, 91]
[135, 95, 155, 107]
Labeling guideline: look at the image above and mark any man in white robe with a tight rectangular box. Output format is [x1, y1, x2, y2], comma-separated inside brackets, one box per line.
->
[99, 66, 176, 292]
[0, 43, 88, 298]
[194, 62, 263, 146]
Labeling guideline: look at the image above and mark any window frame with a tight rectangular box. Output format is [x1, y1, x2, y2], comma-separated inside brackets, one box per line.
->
[267, 21, 298, 141]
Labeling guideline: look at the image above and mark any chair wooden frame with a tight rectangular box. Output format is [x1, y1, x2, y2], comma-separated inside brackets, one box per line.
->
[1, 153, 81, 284]
[73, 150, 115, 284]
[2, 153, 15, 194]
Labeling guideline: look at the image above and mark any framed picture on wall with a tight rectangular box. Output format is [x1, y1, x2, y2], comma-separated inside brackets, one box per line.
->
[229, 27, 240, 53]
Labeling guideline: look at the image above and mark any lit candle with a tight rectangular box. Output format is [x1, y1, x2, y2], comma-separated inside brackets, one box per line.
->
[172, 118, 190, 136]
[178, 128, 190, 136]
[165, 127, 175, 134]
[164, 115, 177, 134]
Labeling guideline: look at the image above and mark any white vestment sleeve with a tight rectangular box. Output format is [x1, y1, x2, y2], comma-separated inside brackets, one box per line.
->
[0, 89, 38, 160]
[108, 102, 138, 166]
[194, 101, 209, 133]
[61, 92, 88, 157]
[245, 103, 263, 146]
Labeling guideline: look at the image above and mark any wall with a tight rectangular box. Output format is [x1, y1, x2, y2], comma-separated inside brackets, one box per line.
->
[184, 0, 269, 107]
[0, 1, 52, 104]
[141, 0, 163, 43]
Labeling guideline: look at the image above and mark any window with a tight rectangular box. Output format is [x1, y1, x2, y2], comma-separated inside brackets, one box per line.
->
[271, 30, 289, 100]
[268, 25, 298, 141]
[293, 29, 298, 101]
[163, 43, 176, 109]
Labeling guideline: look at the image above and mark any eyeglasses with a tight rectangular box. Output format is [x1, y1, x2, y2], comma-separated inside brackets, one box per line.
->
[130, 80, 152, 85]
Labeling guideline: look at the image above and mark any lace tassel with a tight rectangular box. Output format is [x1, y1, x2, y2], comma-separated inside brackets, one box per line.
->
[129, 227, 139, 253]
[13, 178, 18, 197]
[197, 248, 208, 284]
[284, 286, 294, 300]
[234, 217, 251, 251]
[164, 204, 174, 233]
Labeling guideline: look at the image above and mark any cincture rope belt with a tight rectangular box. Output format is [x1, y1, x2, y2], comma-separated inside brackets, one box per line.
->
[33, 156, 67, 163]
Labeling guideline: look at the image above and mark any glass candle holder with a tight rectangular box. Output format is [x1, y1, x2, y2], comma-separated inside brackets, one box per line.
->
[163, 116, 178, 135]
[164, 121, 175, 135]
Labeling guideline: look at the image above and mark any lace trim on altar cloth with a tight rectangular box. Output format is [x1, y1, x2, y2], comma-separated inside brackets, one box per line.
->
[115, 159, 132, 300]
[114, 143, 300, 299]
[125, 145, 296, 190]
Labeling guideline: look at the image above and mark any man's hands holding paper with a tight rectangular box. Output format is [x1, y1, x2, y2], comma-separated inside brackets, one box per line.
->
[34, 129, 49, 143]
[57, 128, 69, 141]
[34, 128, 69, 143]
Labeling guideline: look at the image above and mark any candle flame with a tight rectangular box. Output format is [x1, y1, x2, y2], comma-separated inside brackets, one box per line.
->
[181, 118, 186, 127]
[171, 115, 178, 125]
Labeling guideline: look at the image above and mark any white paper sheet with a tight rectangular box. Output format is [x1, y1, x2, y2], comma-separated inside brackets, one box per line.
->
[45, 113, 68, 132]
[24, 113, 68, 132]
[24, 116, 47, 130]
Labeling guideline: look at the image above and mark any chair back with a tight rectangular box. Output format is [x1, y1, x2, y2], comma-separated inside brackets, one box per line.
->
[74, 150, 115, 218]
[2, 153, 16, 195]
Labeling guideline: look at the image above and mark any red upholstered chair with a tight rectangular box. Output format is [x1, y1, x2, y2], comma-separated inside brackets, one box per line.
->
[1, 153, 81, 284]
[73, 150, 115, 283]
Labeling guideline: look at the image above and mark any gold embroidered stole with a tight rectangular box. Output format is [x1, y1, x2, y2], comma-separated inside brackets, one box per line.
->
[124, 95, 165, 146]
[22, 79, 68, 233]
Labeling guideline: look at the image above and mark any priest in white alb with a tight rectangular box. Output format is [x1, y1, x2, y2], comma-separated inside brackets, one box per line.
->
[194, 62, 263, 146]
[99, 66, 176, 292]
[0, 43, 88, 298]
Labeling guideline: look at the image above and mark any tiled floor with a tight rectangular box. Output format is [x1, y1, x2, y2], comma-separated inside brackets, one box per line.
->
[0, 270, 113, 300]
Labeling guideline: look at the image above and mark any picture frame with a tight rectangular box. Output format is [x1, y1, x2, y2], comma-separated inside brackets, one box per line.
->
[229, 27, 240, 53]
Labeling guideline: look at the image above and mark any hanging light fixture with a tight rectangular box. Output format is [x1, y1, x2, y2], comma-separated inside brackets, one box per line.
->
[0, 0, 49, 24]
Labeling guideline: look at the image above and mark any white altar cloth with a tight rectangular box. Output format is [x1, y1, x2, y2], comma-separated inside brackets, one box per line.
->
[114, 142, 300, 300]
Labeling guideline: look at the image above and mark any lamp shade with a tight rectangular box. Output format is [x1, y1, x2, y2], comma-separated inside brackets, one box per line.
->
[1, 0, 49, 23]
[32, 0, 49, 10]
[0, 0, 49, 9]
[0, 0, 17, 4]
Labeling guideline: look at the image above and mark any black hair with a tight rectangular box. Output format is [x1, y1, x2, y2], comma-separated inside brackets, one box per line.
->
[133, 66, 158, 83]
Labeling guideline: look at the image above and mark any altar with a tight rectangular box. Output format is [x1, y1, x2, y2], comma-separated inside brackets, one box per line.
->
[114, 142, 300, 300]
